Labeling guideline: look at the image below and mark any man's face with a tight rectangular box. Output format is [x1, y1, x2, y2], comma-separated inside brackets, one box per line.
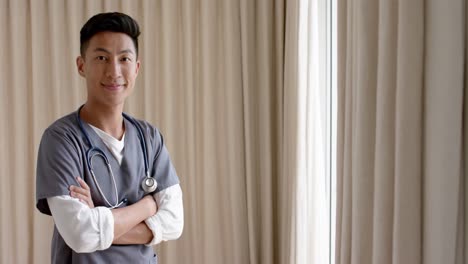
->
[76, 31, 140, 108]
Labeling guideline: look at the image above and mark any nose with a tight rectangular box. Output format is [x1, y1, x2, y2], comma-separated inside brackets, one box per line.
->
[105, 60, 122, 79]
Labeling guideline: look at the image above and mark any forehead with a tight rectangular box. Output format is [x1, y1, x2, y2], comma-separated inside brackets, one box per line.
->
[86, 31, 136, 54]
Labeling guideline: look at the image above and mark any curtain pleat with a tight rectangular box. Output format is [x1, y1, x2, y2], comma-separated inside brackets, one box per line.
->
[372, 1, 397, 263]
[423, 0, 465, 263]
[392, 0, 424, 263]
[0, 0, 298, 263]
[0, 1, 6, 262]
[281, 0, 299, 262]
[9, 1, 33, 264]
[464, 1, 468, 260]
[349, 1, 378, 264]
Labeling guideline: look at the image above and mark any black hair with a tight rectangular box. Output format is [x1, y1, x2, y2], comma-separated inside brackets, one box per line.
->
[80, 12, 141, 57]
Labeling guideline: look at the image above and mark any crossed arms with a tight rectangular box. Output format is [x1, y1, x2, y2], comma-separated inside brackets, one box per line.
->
[48, 177, 183, 253]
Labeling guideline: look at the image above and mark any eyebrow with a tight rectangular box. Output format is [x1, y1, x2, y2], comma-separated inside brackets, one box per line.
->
[93, 47, 135, 55]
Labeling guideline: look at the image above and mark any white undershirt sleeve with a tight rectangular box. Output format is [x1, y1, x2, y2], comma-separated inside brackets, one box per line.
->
[144, 184, 184, 246]
[47, 195, 114, 253]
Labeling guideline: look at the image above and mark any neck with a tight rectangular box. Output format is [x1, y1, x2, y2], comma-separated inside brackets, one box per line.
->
[80, 102, 125, 140]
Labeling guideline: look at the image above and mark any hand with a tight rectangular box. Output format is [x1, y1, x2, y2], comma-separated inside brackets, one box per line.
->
[142, 195, 157, 216]
[70, 177, 95, 208]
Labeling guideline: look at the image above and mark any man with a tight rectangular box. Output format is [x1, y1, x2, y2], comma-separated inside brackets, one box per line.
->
[35, 12, 183, 263]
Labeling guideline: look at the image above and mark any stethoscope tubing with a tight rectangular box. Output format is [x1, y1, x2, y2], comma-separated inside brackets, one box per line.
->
[77, 106, 149, 175]
[76, 105, 156, 208]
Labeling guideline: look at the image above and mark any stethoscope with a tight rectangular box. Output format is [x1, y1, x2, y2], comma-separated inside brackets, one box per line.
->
[76, 105, 157, 208]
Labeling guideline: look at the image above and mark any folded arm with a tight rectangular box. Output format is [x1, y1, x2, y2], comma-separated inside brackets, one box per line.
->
[71, 177, 184, 246]
[48, 195, 114, 253]
[111, 195, 156, 241]
[48, 178, 157, 253]
[144, 184, 184, 245]
[112, 222, 153, 245]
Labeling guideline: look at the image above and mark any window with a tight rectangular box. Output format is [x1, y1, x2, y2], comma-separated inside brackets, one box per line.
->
[297, 0, 336, 263]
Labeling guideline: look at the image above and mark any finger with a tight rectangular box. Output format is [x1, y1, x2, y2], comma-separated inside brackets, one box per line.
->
[70, 186, 90, 197]
[70, 191, 86, 201]
[70, 191, 92, 206]
[76, 177, 90, 191]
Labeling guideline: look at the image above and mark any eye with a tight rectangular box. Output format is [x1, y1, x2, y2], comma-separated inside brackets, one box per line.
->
[96, 56, 107, 61]
[121, 57, 132, 62]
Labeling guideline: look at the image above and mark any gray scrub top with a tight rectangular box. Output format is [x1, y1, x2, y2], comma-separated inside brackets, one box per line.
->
[35, 110, 179, 264]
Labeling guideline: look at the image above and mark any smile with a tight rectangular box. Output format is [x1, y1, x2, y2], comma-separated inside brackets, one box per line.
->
[101, 83, 125, 91]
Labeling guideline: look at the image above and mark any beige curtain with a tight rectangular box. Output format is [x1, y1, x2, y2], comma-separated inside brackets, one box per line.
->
[0, 0, 299, 263]
[336, 0, 466, 263]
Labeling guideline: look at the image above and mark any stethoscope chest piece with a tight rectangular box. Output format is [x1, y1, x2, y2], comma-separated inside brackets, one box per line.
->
[142, 176, 157, 193]
[77, 105, 159, 206]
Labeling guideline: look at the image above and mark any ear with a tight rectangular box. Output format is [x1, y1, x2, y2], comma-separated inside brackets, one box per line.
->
[135, 59, 141, 76]
[76, 56, 85, 77]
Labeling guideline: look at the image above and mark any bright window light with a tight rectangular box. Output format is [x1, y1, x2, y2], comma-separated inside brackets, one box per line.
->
[297, 0, 336, 263]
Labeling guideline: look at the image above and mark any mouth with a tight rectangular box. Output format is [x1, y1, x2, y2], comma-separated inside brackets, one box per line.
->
[101, 83, 125, 91]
